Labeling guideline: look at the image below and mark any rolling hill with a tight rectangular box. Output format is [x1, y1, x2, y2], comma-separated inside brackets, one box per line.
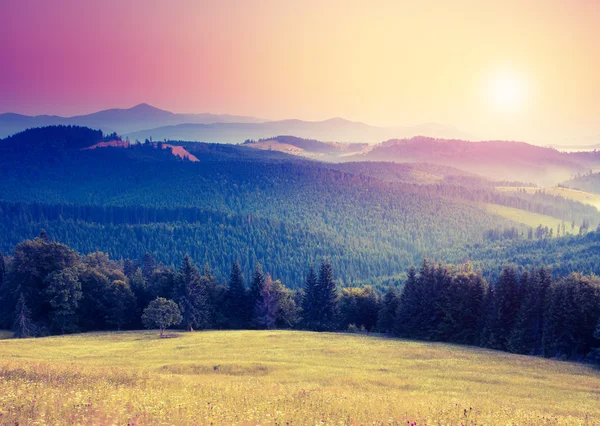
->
[349, 137, 586, 185]
[2, 126, 599, 286]
[562, 171, 600, 195]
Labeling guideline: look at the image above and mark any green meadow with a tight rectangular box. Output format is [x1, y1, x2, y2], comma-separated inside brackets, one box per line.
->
[1, 330, 599, 425]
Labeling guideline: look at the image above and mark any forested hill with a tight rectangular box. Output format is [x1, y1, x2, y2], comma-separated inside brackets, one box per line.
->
[350, 137, 585, 185]
[1, 126, 598, 287]
[563, 171, 600, 195]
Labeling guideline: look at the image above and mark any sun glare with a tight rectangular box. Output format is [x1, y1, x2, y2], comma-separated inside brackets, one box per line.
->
[488, 72, 528, 112]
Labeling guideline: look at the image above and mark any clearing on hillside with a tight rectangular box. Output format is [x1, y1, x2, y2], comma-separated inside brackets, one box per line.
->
[1, 330, 599, 425]
[485, 203, 574, 233]
[497, 186, 600, 210]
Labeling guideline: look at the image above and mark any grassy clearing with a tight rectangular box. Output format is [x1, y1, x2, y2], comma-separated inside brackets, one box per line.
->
[485, 203, 574, 233]
[1, 331, 600, 425]
[497, 186, 600, 210]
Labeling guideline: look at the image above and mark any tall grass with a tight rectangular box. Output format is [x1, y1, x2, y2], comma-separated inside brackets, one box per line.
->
[1, 330, 599, 424]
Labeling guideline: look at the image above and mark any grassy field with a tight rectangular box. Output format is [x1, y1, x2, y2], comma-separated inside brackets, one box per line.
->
[485, 203, 574, 233]
[497, 186, 600, 210]
[1, 331, 600, 425]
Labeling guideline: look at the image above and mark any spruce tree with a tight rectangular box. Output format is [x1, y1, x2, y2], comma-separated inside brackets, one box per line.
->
[376, 286, 399, 333]
[394, 265, 419, 337]
[254, 274, 278, 329]
[508, 269, 545, 355]
[317, 261, 338, 331]
[249, 264, 266, 324]
[226, 261, 248, 329]
[173, 255, 208, 331]
[301, 264, 319, 330]
[486, 266, 521, 350]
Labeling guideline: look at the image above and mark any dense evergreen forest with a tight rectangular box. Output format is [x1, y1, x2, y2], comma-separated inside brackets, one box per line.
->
[2, 126, 599, 287]
[2, 126, 600, 363]
[1, 234, 599, 363]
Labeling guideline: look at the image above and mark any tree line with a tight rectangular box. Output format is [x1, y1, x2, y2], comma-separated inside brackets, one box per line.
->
[1, 233, 599, 363]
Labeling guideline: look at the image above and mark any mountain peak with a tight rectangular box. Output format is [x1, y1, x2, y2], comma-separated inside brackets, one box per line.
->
[129, 103, 169, 113]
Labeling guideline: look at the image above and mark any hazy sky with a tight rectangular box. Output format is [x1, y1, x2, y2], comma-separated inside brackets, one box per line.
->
[1, 0, 599, 144]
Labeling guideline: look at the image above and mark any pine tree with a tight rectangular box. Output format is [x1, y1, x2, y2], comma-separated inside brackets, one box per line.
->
[394, 265, 419, 337]
[426, 264, 451, 340]
[254, 274, 279, 329]
[249, 264, 266, 324]
[377, 286, 399, 333]
[173, 255, 208, 331]
[317, 261, 338, 331]
[484, 266, 521, 350]
[301, 264, 319, 330]
[226, 261, 248, 329]
[200, 264, 226, 329]
[508, 269, 546, 355]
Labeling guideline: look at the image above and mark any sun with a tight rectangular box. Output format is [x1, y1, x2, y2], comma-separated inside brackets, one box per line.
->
[488, 72, 528, 112]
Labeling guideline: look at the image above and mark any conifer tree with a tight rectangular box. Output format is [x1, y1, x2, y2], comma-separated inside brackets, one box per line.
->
[377, 286, 399, 333]
[254, 274, 278, 329]
[485, 266, 521, 350]
[395, 264, 422, 337]
[301, 264, 319, 329]
[249, 264, 266, 323]
[508, 269, 546, 355]
[317, 261, 338, 331]
[200, 263, 226, 329]
[226, 261, 248, 329]
[173, 255, 208, 331]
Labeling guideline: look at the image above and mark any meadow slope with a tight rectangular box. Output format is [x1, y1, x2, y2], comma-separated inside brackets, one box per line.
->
[1, 330, 600, 425]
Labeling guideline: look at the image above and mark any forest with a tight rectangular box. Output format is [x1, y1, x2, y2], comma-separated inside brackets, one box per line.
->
[2, 126, 600, 363]
[2, 126, 600, 287]
[1, 233, 599, 363]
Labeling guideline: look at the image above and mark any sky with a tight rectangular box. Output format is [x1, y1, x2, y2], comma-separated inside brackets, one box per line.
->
[1, 0, 599, 144]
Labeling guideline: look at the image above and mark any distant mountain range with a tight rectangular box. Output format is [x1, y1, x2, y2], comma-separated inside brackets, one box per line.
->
[127, 118, 468, 144]
[0, 103, 468, 142]
[0, 103, 264, 138]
